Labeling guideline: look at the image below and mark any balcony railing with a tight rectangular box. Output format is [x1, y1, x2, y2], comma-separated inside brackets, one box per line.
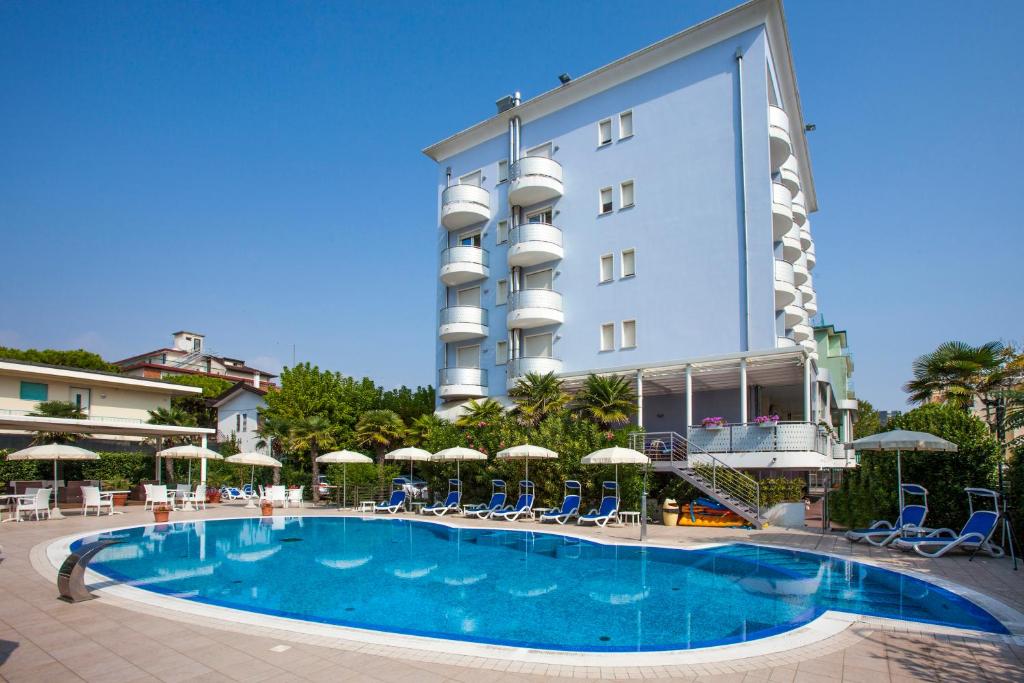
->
[509, 156, 562, 184]
[438, 367, 487, 388]
[508, 288, 562, 311]
[507, 356, 562, 381]
[441, 245, 489, 267]
[441, 184, 488, 211]
[439, 306, 488, 326]
[686, 422, 834, 456]
[509, 223, 562, 248]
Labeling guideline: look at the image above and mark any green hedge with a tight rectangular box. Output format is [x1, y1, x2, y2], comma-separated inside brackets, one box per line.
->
[0, 449, 42, 484]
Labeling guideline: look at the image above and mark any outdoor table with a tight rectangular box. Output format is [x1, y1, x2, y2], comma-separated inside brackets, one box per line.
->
[102, 490, 131, 516]
[618, 511, 641, 526]
[410, 501, 426, 514]
[0, 494, 27, 523]
[359, 500, 376, 513]
[531, 507, 552, 520]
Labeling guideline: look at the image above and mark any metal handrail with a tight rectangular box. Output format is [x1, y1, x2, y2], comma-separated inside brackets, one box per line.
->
[507, 356, 562, 380]
[508, 289, 562, 311]
[441, 184, 489, 208]
[441, 245, 489, 267]
[438, 367, 487, 387]
[509, 223, 562, 247]
[509, 156, 562, 183]
[439, 306, 488, 326]
[686, 421, 836, 456]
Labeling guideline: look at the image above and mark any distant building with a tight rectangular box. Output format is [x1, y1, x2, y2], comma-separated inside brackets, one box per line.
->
[878, 410, 902, 427]
[209, 382, 267, 453]
[115, 331, 276, 390]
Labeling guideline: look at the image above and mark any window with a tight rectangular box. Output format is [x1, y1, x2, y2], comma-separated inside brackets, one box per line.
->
[496, 279, 508, 306]
[235, 414, 241, 432]
[600, 323, 615, 352]
[620, 180, 635, 208]
[19, 381, 47, 401]
[495, 340, 508, 365]
[599, 187, 613, 214]
[526, 207, 553, 224]
[456, 345, 481, 368]
[498, 160, 508, 183]
[524, 333, 553, 358]
[621, 249, 636, 278]
[460, 231, 481, 247]
[497, 219, 509, 244]
[456, 286, 481, 307]
[619, 110, 634, 139]
[598, 118, 612, 146]
[524, 269, 553, 290]
[599, 254, 613, 283]
[526, 142, 552, 158]
[460, 170, 482, 187]
[242, 413, 248, 432]
[622, 320, 637, 348]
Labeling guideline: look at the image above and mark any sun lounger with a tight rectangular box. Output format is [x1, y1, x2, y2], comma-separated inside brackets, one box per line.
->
[893, 488, 1004, 558]
[424, 479, 462, 516]
[846, 484, 928, 547]
[463, 480, 506, 519]
[375, 480, 408, 514]
[491, 481, 535, 521]
[578, 482, 619, 527]
[540, 480, 581, 524]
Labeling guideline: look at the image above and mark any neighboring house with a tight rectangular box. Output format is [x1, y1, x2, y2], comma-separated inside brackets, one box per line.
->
[210, 382, 267, 453]
[0, 358, 214, 449]
[115, 331, 276, 390]
[424, 0, 857, 487]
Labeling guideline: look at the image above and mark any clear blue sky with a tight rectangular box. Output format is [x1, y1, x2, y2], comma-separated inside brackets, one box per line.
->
[1, 1, 1021, 410]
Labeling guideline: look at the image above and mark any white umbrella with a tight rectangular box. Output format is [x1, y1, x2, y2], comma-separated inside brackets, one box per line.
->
[317, 450, 373, 509]
[496, 444, 557, 482]
[384, 447, 432, 481]
[583, 447, 650, 540]
[432, 447, 487, 481]
[226, 452, 283, 508]
[849, 430, 957, 534]
[157, 444, 223, 486]
[8, 444, 99, 519]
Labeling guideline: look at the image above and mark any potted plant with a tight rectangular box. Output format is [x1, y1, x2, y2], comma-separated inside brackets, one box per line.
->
[207, 487, 222, 504]
[755, 414, 780, 428]
[260, 499, 273, 517]
[103, 478, 131, 507]
[702, 416, 727, 430]
[153, 503, 171, 523]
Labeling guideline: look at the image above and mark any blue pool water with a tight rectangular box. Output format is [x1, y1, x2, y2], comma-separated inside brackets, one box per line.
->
[73, 517, 1007, 652]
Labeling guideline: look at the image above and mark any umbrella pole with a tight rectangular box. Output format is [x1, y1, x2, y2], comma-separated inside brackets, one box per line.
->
[896, 451, 904, 538]
[51, 459, 65, 519]
[343, 464, 347, 510]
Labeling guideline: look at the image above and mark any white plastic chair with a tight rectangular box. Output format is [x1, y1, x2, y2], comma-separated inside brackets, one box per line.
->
[287, 487, 303, 508]
[185, 485, 207, 510]
[270, 486, 287, 508]
[82, 486, 113, 516]
[147, 484, 173, 510]
[17, 488, 52, 521]
[143, 484, 154, 510]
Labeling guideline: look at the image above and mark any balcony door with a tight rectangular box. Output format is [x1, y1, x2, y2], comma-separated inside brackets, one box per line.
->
[459, 232, 481, 248]
[526, 143, 552, 159]
[524, 269, 553, 290]
[526, 207, 553, 224]
[459, 170, 482, 187]
[456, 345, 480, 369]
[69, 387, 91, 415]
[523, 333, 553, 359]
[456, 286, 481, 307]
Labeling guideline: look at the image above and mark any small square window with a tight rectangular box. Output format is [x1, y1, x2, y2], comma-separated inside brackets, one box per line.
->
[621, 249, 636, 278]
[619, 110, 633, 139]
[598, 118, 612, 146]
[19, 381, 48, 401]
[622, 320, 637, 348]
[600, 323, 615, 352]
[496, 341, 508, 365]
[497, 219, 509, 244]
[599, 187, 613, 214]
[496, 279, 508, 306]
[599, 254, 613, 283]
[620, 180, 635, 208]
[498, 160, 508, 183]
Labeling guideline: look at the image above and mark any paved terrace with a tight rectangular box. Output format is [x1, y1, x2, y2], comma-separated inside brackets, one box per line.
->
[0, 503, 1022, 682]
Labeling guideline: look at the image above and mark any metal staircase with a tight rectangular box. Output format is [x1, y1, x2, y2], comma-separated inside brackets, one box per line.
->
[630, 430, 766, 528]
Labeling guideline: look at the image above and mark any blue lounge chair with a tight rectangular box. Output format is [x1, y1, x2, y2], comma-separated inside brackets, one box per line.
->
[424, 479, 462, 516]
[845, 484, 929, 547]
[464, 480, 507, 519]
[491, 481, 535, 521]
[893, 488, 1004, 558]
[241, 484, 255, 498]
[540, 481, 581, 524]
[374, 479, 408, 514]
[578, 481, 619, 527]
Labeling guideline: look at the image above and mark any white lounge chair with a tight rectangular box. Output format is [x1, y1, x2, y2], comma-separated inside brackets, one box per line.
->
[424, 479, 462, 516]
[463, 480, 506, 519]
[893, 489, 1005, 558]
[16, 488, 52, 521]
[577, 482, 620, 527]
[491, 481, 535, 522]
[540, 481, 582, 524]
[81, 486, 114, 516]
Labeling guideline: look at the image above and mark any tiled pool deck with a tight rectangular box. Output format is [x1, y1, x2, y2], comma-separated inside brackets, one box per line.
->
[1, 503, 1022, 682]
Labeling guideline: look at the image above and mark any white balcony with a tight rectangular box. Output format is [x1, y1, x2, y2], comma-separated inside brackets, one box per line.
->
[438, 306, 488, 342]
[508, 223, 563, 267]
[771, 182, 793, 239]
[438, 367, 487, 401]
[799, 338, 818, 355]
[799, 222, 812, 250]
[507, 356, 563, 383]
[792, 323, 814, 342]
[686, 422, 852, 469]
[805, 243, 816, 270]
[792, 253, 809, 286]
[776, 336, 797, 348]
[441, 184, 490, 231]
[779, 155, 801, 195]
[800, 286, 817, 316]
[509, 157, 563, 206]
[774, 260, 797, 308]
[769, 106, 792, 170]
[440, 246, 489, 286]
[507, 289, 564, 329]
[780, 231, 802, 264]
[783, 304, 807, 328]
[791, 190, 807, 227]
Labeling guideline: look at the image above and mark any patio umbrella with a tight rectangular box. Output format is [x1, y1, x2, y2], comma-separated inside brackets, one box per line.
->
[849, 430, 958, 534]
[583, 447, 650, 540]
[384, 447, 433, 481]
[316, 450, 373, 509]
[157, 444, 223, 486]
[225, 452, 282, 508]
[8, 444, 99, 519]
[432, 447, 487, 482]
[496, 444, 557, 483]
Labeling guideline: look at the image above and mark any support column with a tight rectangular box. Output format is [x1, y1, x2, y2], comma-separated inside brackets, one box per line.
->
[685, 365, 693, 433]
[803, 357, 812, 422]
[200, 435, 208, 485]
[636, 369, 644, 429]
[739, 358, 748, 423]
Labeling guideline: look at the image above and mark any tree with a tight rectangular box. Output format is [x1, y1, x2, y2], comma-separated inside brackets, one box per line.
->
[255, 414, 292, 484]
[354, 409, 406, 464]
[853, 399, 881, 440]
[406, 413, 447, 447]
[455, 399, 504, 427]
[377, 385, 435, 423]
[0, 346, 120, 373]
[162, 374, 233, 428]
[148, 405, 197, 481]
[289, 414, 339, 503]
[904, 341, 1008, 411]
[29, 400, 86, 445]
[575, 374, 636, 427]
[508, 372, 569, 424]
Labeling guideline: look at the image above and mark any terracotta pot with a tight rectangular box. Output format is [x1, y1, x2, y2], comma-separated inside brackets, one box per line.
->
[153, 506, 171, 523]
[206, 491, 222, 504]
[111, 493, 129, 507]
[260, 502, 273, 517]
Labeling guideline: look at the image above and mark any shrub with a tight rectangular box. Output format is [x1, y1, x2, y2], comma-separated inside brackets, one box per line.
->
[0, 449, 42, 484]
[759, 477, 806, 509]
[81, 452, 153, 483]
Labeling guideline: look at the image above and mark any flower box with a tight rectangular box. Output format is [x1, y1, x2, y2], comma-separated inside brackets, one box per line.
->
[701, 417, 727, 430]
[754, 415, 780, 428]
[756, 421, 779, 428]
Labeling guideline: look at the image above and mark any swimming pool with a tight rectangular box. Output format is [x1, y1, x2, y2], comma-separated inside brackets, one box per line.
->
[72, 517, 1007, 652]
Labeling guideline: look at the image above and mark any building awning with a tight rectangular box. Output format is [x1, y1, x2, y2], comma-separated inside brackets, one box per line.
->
[0, 413, 215, 438]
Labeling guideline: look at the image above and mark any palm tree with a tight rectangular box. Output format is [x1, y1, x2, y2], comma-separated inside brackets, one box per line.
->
[289, 414, 338, 504]
[354, 409, 406, 464]
[508, 372, 569, 424]
[148, 405, 197, 481]
[455, 399, 504, 427]
[406, 413, 446, 446]
[255, 414, 292, 484]
[575, 374, 636, 427]
[29, 400, 86, 445]
[904, 341, 1008, 410]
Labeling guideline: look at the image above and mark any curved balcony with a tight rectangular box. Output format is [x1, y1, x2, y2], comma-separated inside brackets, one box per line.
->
[802, 288, 818, 316]
[507, 289, 564, 329]
[792, 253, 809, 286]
[805, 243, 816, 270]
[440, 246, 489, 286]
[508, 223, 564, 267]
[507, 356, 563, 383]
[438, 367, 487, 401]
[799, 338, 818, 355]
[774, 260, 797, 308]
[438, 306, 488, 342]
[441, 184, 490, 231]
[799, 221, 812, 250]
[780, 232, 802, 264]
[791, 191, 807, 227]
[784, 303, 808, 328]
[772, 182, 793, 239]
[509, 157, 563, 206]
[779, 155, 801, 195]
[777, 336, 797, 349]
[769, 106, 792, 170]
[792, 323, 814, 342]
